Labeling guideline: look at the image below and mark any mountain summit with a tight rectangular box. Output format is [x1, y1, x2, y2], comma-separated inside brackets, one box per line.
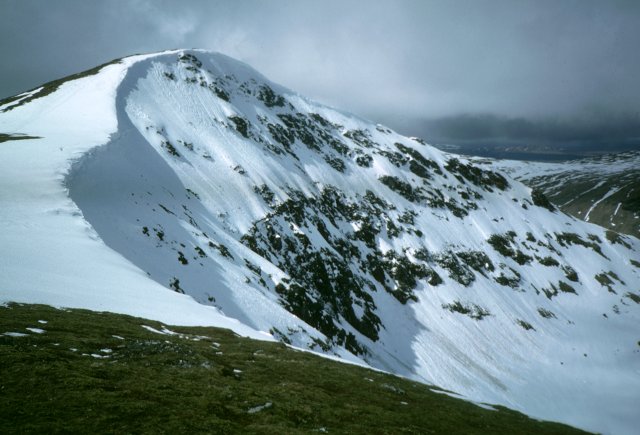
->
[1, 50, 638, 434]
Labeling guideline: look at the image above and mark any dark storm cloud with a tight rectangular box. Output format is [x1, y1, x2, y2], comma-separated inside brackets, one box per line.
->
[1, 0, 639, 149]
[390, 113, 640, 153]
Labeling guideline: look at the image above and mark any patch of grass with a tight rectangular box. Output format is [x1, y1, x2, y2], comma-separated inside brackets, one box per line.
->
[371, 251, 441, 303]
[516, 320, 536, 331]
[541, 284, 559, 300]
[344, 129, 377, 148]
[162, 141, 180, 157]
[208, 241, 234, 259]
[555, 232, 606, 258]
[177, 251, 188, 265]
[0, 133, 41, 143]
[442, 301, 491, 320]
[537, 256, 559, 267]
[0, 58, 122, 112]
[178, 53, 202, 68]
[487, 233, 515, 257]
[355, 154, 373, 167]
[276, 113, 329, 152]
[169, 277, 184, 294]
[587, 234, 601, 243]
[379, 175, 423, 202]
[257, 84, 286, 107]
[531, 188, 555, 211]
[487, 233, 532, 265]
[456, 250, 495, 276]
[496, 274, 520, 288]
[229, 116, 250, 138]
[494, 265, 521, 289]
[211, 84, 230, 101]
[595, 272, 616, 294]
[377, 150, 409, 167]
[186, 188, 200, 200]
[512, 250, 533, 265]
[179, 140, 194, 151]
[624, 292, 640, 304]
[395, 143, 443, 176]
[558, 280, 577, 295]
[537, 308, 557, 319]
[444, 158, 509, 191]
[154, 228, 165, 241]
[253, 184, 276, 206]
[434, 252, 476, 286]
[0, 304, 587, 434]
[324, 155, 346, 172]
[561, 265, 579, 282]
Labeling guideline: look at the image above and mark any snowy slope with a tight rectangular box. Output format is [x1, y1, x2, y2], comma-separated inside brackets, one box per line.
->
[0, 52, 269, 340]
[1, 50, 639, 434]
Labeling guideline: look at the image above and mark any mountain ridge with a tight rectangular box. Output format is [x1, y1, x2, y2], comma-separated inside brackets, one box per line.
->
[1, 49, 639, 434]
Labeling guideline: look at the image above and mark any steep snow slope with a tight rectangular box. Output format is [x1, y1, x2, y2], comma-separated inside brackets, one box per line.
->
[0, 52, 268, 340]
[1, 50, 639, 434]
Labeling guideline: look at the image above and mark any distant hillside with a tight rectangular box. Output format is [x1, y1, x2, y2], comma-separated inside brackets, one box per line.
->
[490, 151, 640, 239]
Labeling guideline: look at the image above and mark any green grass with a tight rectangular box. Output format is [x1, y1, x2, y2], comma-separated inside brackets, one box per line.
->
[0, 303, 588, 434]
[0, 58, 122, 113]
[526, 168, 640, 239]
[0, 133, 41, 143]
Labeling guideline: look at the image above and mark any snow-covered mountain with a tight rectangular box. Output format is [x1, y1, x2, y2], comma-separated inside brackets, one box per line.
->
[1, 50, 638, 434]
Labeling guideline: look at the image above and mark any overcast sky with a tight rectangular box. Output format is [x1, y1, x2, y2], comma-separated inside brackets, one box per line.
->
[2, 0, 639, 149]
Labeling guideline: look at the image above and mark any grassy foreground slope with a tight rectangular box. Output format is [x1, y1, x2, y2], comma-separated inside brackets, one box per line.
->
[0, 304, 587, 434]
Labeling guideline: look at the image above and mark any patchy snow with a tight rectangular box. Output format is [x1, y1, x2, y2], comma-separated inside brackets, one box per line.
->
[3, 332, 29, 337]
[90, 353, 108, 359]
[247, 402, 272, 414]
[0, 86, 44, 111]
[141, 325, 174, 335]
[26, 327, 45, 334]
[584, 187, 622, 222]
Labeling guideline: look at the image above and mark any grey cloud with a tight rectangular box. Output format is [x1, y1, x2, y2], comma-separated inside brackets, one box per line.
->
[390, 112, 640, 153]
[1, 0, 639, 150]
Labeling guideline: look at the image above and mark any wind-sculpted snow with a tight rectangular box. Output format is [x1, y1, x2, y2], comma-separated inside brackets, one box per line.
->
[0, 52, 270, 340]
[1, 50, 640, 434]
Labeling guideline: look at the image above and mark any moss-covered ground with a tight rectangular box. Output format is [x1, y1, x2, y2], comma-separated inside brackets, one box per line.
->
[0, 303, 588, 434]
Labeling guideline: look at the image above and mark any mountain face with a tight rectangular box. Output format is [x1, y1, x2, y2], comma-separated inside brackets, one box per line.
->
[1, 50, 639, 434]
[489, 151, 640, 239]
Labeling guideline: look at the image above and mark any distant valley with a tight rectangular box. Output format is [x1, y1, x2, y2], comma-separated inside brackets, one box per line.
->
[485, 151, 640, 239]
